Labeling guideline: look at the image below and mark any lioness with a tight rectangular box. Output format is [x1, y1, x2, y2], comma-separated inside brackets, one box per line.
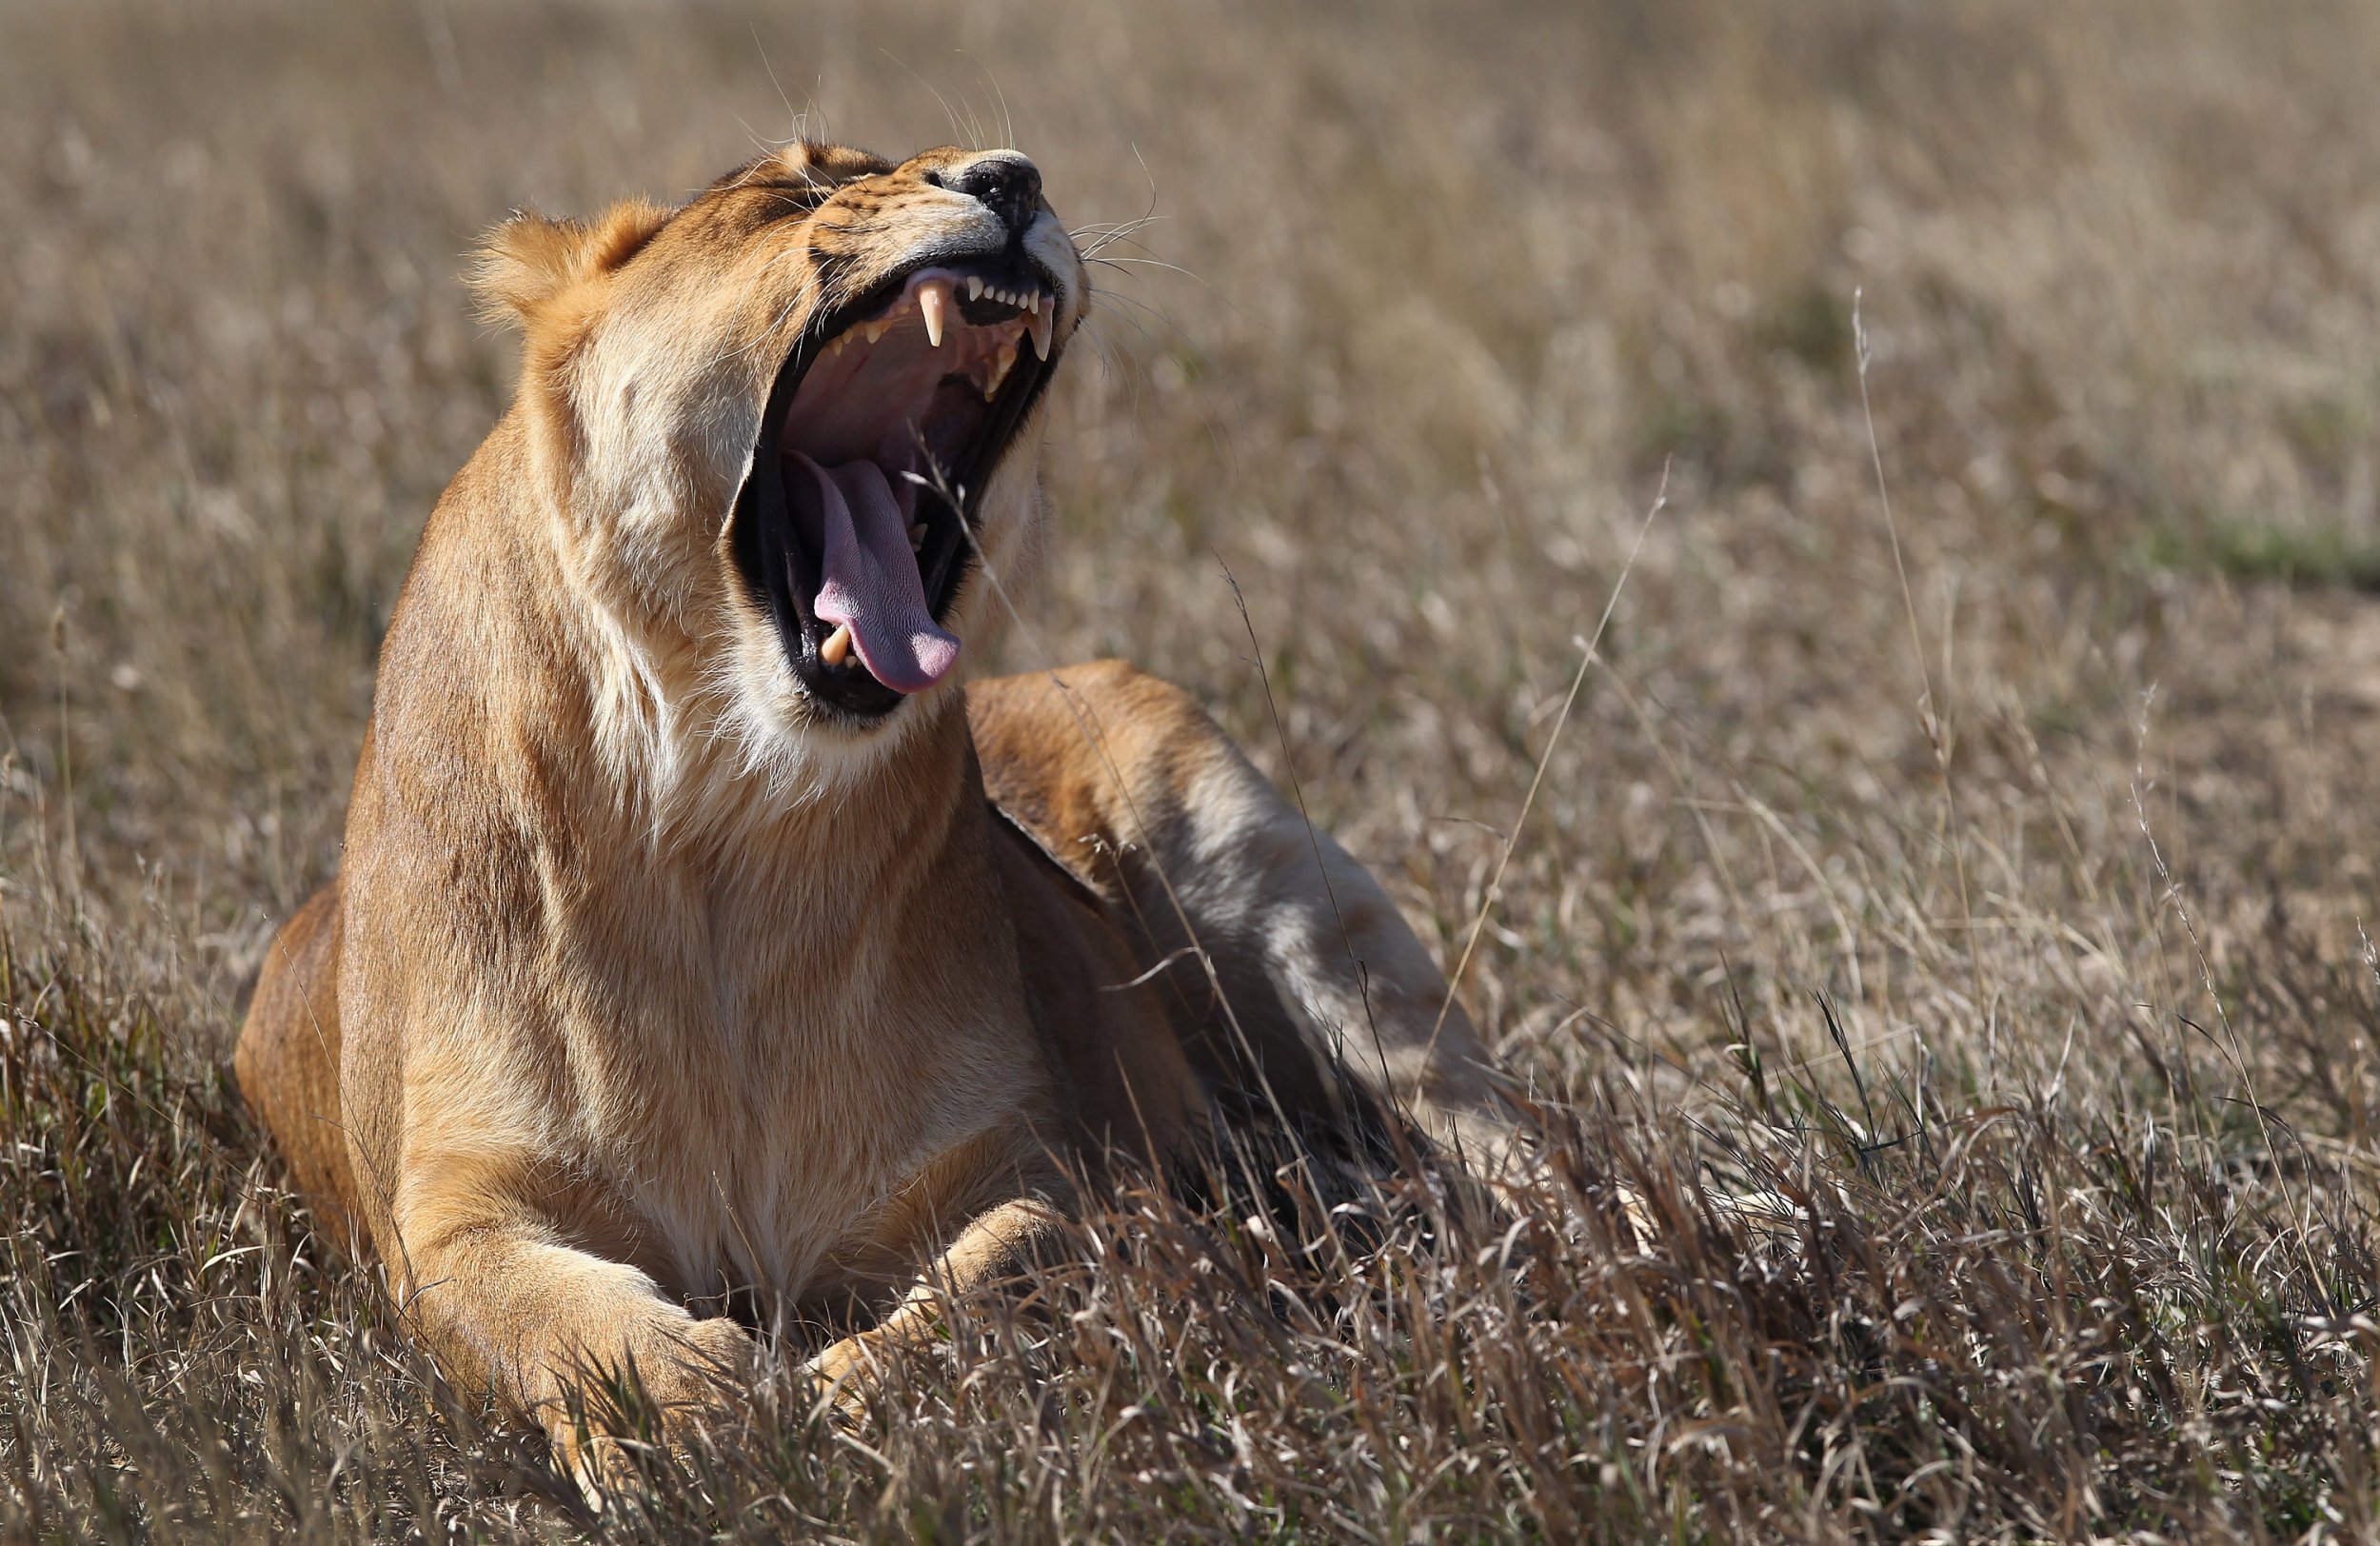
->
[235, 140, 1515, 1489]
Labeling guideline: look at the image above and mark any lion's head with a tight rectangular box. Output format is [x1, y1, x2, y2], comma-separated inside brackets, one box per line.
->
[473, 141, 1086, 765]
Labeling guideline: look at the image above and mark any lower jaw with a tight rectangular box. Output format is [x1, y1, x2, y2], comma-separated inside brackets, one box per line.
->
[786, 646, 913, 721]
[773, 598, 970, 722]
[782, 654, 973, 753]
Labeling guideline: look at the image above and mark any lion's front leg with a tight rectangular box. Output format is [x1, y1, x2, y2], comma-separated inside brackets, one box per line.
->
[802, 1198, 1068, 1417]
[381, 1184, 757, 1503]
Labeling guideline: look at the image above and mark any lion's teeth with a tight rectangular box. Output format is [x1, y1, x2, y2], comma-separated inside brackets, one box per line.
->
[918, 280, 949, 347]
[1023, 291, 1041, 315]
[819, 624, 853, 667]
[982, 341, 1017, 400]
[1027, 305, 1054, 361]
[861, 320, 890, 345]
[909, 522, 928, 550]
[965, 276, 985, 301]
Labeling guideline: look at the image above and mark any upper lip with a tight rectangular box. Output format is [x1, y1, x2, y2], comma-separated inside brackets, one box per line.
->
[725, 249, 1065, 719]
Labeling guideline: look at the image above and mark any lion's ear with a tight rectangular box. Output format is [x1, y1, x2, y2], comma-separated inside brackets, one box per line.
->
[468, 200, 670, 324]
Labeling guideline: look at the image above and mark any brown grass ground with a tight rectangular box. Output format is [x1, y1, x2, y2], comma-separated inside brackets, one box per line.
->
[7, 0, 2380, 1538]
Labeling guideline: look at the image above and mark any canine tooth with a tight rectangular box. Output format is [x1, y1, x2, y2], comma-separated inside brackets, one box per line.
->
[909, 522, 928, 550]
[819, 624, 853, 667]
[965, 276, 984, 301]
[1027, 305, 1054, 361]
[982, 340, 1017, 399]
[918, 280, 949, 347]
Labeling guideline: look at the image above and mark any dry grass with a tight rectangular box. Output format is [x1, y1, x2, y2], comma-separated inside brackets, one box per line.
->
[8, 0, 2380, 1537]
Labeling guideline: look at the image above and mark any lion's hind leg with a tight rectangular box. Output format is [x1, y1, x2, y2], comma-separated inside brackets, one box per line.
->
[970, 662, 1522, 1176]
[234, 882, 369, 1251]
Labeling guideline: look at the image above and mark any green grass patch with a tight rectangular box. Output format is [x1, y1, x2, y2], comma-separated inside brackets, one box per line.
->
[2146, 518, 2380, 591]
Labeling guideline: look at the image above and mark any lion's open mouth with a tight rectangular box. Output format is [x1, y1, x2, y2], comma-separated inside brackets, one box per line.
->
[731, 258, 1061, 718]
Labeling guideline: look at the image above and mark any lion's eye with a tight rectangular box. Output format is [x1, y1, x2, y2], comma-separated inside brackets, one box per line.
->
[747, 183, 831, 222]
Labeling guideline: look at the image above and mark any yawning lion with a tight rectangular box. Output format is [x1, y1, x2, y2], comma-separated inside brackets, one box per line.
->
[234, 139, 1517, 1493]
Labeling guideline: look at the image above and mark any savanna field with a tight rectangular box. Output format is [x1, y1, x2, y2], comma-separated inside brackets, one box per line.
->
[8, 1, 2380, 1539]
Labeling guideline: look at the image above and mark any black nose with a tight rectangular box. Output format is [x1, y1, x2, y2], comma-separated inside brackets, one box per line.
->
[946, 153, 1042, 234]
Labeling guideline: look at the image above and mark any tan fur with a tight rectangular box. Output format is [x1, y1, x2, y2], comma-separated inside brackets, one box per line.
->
[235, 139, 1515, 1496]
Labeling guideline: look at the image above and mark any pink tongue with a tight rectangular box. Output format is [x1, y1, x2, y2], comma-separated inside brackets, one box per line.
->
[786, 452, 961, 694]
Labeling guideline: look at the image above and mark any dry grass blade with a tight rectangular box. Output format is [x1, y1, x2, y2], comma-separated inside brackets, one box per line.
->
[1427, 464, 1668, 1070]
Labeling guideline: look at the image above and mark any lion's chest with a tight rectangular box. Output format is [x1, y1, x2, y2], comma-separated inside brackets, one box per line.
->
[550, 866, 1046, 1308]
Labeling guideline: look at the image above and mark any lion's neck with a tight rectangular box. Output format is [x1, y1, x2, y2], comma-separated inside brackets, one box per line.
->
[609, 649, 982, 883]
[457, 427, 991, 931]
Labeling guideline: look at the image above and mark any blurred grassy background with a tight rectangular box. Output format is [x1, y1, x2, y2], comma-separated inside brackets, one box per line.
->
[7, 0, 2380, 1537]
